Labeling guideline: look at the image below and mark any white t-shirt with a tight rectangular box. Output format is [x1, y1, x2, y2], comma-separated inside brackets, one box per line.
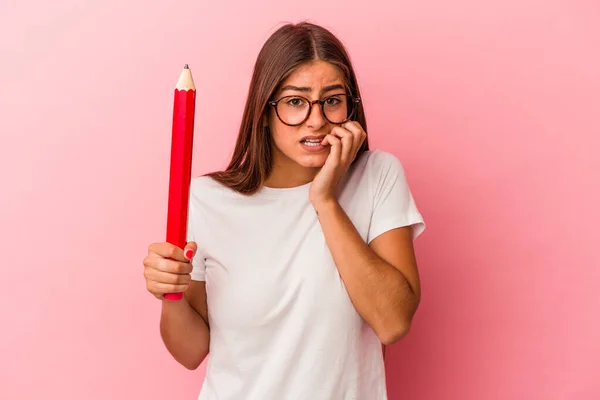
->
[186, 149, 425, 400]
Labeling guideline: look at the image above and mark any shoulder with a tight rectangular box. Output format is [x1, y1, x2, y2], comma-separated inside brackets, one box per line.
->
[339, 149, 409, 201]
[353, 149, 407, 180]
[189, 175, 238, 198]
[189, 174, 265, 210]
[188, 175, 233, 209]
[355, 149, 415, 203]
[190, 175, 222, 192]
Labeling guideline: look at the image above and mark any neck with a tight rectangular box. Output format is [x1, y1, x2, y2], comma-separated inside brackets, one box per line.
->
[264, 152, 319, 189]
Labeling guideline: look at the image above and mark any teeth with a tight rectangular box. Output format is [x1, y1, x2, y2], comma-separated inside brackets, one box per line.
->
[301, 139, 322, 147]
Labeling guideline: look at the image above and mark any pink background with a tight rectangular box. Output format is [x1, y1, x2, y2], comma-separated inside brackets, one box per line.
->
[1, 1, 599, 399]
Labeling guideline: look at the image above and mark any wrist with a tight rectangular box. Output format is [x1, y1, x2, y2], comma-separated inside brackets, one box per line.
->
[312, 197, 340, 215]
[161, 294, 190, 312]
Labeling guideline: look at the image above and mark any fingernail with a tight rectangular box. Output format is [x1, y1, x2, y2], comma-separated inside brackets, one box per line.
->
[185, 249, 194, 259]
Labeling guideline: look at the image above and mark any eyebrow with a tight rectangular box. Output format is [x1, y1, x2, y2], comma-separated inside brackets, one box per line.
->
[279, 84, 345, 95]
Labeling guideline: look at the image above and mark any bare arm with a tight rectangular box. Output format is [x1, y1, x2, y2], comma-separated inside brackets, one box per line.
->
[160, 281, 210, 370]
[315, 200, 421, 345]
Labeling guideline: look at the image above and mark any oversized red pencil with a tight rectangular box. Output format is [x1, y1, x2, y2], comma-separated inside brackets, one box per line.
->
[165, 64, 196, 301]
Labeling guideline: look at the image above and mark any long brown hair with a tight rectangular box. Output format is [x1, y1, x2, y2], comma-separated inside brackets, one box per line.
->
[206, 22, 369, 195]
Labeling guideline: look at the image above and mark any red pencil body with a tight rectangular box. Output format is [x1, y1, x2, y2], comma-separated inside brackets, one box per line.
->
[165, 66, 196, 301]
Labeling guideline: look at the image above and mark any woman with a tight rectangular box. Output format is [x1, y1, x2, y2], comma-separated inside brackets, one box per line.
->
[143, 21, 426, 400]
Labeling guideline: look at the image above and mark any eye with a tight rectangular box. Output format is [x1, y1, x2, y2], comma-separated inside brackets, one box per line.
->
[324, 95, 344, 107]
[285, 97, 307, 107]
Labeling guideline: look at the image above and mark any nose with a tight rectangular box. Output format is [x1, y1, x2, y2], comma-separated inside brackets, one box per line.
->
[305, 100, 327, 129]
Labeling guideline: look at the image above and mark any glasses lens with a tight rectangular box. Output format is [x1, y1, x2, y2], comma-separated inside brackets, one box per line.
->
[323, 94, 351, 124]
[276, 96, 310, 125]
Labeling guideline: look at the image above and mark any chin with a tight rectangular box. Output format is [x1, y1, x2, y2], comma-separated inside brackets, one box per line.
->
[296, 152, 328, 168]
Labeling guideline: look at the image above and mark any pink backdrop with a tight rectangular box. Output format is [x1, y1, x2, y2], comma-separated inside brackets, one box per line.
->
[1, 1, 599, 399]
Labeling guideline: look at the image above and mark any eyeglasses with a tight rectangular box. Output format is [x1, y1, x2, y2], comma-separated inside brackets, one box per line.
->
[268, 94, 361, 126]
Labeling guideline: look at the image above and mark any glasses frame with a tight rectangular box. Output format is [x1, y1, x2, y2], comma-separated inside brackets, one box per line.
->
[268, 93, 361, 126]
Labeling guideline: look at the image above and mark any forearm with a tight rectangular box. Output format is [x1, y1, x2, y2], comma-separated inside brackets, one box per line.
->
[160, 298, 210, 370]
[314, 200, 418, 344]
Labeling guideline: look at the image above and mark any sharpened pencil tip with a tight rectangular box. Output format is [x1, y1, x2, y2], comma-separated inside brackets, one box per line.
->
[184, 64, 189, 69]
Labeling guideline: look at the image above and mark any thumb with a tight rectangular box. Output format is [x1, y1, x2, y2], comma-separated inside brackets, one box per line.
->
[184, 241, 198, 261]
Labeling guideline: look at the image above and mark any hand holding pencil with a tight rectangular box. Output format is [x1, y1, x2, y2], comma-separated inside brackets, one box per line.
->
[142, 241, 197, 300]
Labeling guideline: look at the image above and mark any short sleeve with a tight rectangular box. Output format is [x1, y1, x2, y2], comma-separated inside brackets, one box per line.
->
[186, 188, 207, 281]
[367, 152, 426, 244]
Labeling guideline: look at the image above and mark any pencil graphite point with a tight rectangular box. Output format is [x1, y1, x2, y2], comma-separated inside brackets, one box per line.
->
[184, 64, 189, 69]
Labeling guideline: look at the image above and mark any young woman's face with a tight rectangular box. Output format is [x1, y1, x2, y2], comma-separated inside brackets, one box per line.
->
[267, 60, 348, 170]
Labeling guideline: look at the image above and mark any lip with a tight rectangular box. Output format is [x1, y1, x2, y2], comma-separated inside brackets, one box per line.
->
[300, 135, 326, 142]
